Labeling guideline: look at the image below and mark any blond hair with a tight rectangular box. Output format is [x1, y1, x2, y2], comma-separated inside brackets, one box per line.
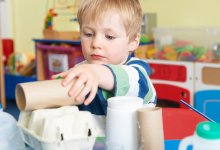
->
[77, 0, 143, 41]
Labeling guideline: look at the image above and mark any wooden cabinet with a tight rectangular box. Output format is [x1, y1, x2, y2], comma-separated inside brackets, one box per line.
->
[0, 38, 6, 108]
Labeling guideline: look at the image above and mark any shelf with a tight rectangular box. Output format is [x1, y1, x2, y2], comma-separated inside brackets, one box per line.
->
[33, 39, 81, 45]
[34, 39, 83, 80]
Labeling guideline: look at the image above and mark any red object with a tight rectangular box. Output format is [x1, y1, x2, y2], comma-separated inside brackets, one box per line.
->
[36, 43, 84, 79]
[149, 63, 187, 82]
[162, 108, 207, 140]
[154, 83, 190, 108]
[148, 61, 191, 108]
[2, 39, 14, 64]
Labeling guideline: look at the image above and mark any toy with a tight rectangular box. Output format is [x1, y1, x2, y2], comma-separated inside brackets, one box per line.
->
[140, 34, 151, 43]
[43, 0, 81, 40]
[45, 0, 80, 31]
[2, 39, 14, 65]
[7, 52, 35, 75]
[151, 28, 220, 123]
[147, 59, 193, 107]
[194, 62, 220, 123]
[44, 9, 58, 30]
[146, 48, 156, 59]
[163, 46, 178, 60]
[178, 51, 196, 61]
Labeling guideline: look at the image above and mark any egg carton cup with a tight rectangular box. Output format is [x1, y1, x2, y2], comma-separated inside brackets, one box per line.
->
[17, 106, 99, 150]
[17, 124, 96, 150]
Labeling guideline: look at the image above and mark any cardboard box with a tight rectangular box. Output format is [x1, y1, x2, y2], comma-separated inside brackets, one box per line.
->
[43, 29, 80, 40]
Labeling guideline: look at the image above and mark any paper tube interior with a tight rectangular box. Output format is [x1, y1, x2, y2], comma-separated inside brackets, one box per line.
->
[16, 80, 82, 111]
[137, 107, 164, 150]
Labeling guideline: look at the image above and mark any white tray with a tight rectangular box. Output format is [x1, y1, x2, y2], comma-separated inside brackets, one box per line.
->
[17, 106, 99, 150]
[18, 124, 96, 150]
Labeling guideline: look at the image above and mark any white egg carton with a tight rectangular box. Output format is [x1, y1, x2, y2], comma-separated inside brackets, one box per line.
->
[17, 106, 99, 150]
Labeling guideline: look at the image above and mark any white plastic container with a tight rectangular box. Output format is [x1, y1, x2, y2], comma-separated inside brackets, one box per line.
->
[178, 121, 220, 150]
[153, 27, 220, 62]
[106, 96, 143, 150]
[0, 104, 26, 150]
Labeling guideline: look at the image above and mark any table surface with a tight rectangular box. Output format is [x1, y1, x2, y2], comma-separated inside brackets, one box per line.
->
[94, 140, 181, 150]
[26, 140, 181, 150]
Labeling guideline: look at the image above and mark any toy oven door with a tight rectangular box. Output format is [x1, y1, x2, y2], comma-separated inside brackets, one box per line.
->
[147, 60, 194, 108]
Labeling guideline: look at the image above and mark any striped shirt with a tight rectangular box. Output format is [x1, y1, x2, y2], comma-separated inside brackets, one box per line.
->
[78, 56, 157, 115]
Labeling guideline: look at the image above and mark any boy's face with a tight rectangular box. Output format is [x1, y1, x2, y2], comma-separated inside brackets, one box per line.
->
[80, 12, 139, 65]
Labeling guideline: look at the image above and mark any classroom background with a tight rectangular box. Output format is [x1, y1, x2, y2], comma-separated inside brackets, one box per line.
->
[1, 0, 220, 116]
[1, 1, 220, 148]
[1, 0, 220, 53]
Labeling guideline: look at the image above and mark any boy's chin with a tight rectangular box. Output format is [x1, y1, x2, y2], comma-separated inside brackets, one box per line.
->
[88, 60, 107, 65]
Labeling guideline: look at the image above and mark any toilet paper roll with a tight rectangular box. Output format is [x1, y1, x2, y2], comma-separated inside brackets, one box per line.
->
[137, 107, 164, 150]
[16, 79, 82, 111]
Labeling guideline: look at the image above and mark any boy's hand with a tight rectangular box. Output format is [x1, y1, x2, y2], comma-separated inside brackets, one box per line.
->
[52, 64, 99, 105]
[52, 64, 114, 105]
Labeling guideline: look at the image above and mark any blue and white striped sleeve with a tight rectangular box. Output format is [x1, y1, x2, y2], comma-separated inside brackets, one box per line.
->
[98, 57, 157, 106]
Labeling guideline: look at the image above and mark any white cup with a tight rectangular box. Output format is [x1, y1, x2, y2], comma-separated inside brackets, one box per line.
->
[106, 96, 143, 150]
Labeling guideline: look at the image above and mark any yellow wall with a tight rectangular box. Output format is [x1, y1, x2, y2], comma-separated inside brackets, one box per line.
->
[140, 0, 220, 27]
[13, 0, 220, 53]
[13, 0, 45, 53]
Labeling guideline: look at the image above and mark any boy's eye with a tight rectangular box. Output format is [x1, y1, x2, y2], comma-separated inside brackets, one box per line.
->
[106, 35, 115, 40]
[84, 32, 93, 37]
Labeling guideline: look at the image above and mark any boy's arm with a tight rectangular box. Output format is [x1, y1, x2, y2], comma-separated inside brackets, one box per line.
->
[52, 58, 156, 106]
[99, 58, 157, 106]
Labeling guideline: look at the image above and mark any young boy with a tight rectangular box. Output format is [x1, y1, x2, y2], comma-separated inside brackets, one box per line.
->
[52, 0, 156, 115]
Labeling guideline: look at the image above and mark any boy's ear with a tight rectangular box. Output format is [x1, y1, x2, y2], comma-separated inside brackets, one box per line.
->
[128, 34, 140, 52]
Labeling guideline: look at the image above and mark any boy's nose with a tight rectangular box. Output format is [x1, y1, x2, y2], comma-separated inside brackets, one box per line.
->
[91, 36, 102, 49]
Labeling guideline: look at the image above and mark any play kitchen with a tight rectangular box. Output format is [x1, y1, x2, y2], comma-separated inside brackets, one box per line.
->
[0, 78, 220, 150]
[147, 27, 220, 123]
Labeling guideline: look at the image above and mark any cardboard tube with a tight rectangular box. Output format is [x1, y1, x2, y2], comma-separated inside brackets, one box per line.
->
[16, 80, 82, 111]
[137, 107, 164, 150]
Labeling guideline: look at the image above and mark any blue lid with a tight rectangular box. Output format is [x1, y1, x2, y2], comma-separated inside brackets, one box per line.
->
[0, 103, 2, 110]
[196, 122, 220, 139]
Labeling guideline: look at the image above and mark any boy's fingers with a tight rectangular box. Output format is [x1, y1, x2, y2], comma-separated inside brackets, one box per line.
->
[62, 69, 80, 86]
[76, 80, 92, 101]
[51, 71, 67, 79]
[84, 84, 98, 105]
[51, 74, 60, 79]
[68, 74, 86, 97]
[69, 83, 83, 98]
